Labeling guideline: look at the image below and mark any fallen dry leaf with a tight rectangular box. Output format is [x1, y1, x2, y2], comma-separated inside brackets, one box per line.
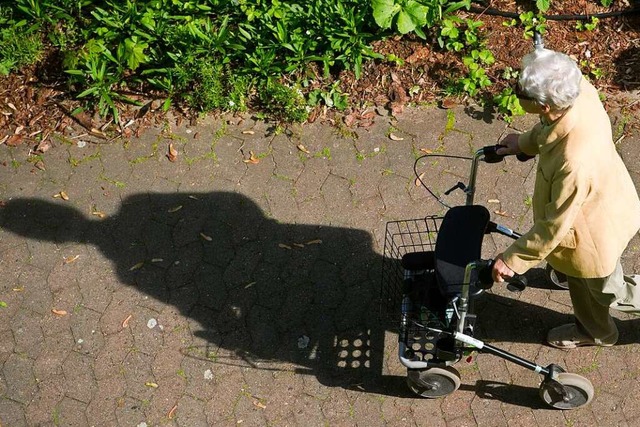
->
[34, 160, 46, 171]
[168, 405, 178, 419]
[494, 210, 509, 217]
[344, 112, 357, 127]
[441, 98, 457, 109]
[406, 46, 430, 64]
[168, 205, 183, 213]
[420, 148, 433, 154]
[167, 143, 178, 162]
[63, 255, 80, 264]
[145, 382, 159, 388]
[129, 262, 144, 271]
[6, 134, 24, 146]
[360, 111, 376, 120]
[389, 133, 404, 141]
[297, 144, 310, 154]
[242, 130, 255, 135]
[122, 314, 132, 328]
[278, 243, 292, 250]
[53, 191, 69, 201]
[92, 211, 106, 218]
[52, 309, 67, 316]
[200, 232, 213, 241]
[305, 239, 323, 245]
[293, 243, 305, 248]
[415, 172, 425, 186]
[488, 199, 500, 204]
[243, 151, 260, 164]
[253, 400, 267, 409]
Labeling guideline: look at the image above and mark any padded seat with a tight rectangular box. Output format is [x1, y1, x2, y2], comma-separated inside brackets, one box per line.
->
[434, 205, 490, 296]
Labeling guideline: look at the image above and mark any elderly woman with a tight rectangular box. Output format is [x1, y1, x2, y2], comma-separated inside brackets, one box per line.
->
[492, 48, 640, 349]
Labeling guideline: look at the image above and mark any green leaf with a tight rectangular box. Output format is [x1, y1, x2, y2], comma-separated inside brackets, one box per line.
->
[372, 0, 399, 29]
[123, 37, 148, 70]
[396, 10, 416, 34]
[0, 301, 7, 308]
[536, 0, 550, 12]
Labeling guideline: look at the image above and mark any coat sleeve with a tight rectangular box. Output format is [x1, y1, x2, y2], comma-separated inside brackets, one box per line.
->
[518, 124, 542, 156]
[502, 165, 591, 274]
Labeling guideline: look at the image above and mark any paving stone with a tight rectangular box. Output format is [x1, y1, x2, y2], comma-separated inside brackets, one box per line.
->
[2, 104, 640, 425]
[0, 398, 27, 427]
[3, 353, 37, 404]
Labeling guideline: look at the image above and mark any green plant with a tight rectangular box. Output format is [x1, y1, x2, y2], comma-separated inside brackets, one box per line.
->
[372, 0, 470, 39]
[493, 87, 525, 123]
[259, 79, 309, 123]
[518, 11, 547, 39]
[307, 81, 348, 110]
[576, 17, 599, 32]
[535, 0, 550, 12]
[580, 60, 605, 80]
[181, 59, 250, 113]
[0, 19, 44, 75]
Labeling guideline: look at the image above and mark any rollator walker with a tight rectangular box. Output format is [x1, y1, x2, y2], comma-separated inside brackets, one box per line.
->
[381, 145, 594, 409]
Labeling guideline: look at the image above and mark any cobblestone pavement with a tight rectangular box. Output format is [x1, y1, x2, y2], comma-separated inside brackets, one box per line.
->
[1, 105, 640, 427]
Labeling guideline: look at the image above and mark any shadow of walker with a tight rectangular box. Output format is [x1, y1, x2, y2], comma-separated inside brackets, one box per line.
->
[4, 192, 637, 398]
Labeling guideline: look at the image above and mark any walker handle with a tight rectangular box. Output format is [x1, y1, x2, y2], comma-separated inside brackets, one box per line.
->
[482, 145, 536, 163]
[481, 145, 507, 163]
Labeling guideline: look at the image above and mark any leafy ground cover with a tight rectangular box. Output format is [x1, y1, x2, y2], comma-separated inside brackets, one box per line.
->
[0, 0, 639, 160]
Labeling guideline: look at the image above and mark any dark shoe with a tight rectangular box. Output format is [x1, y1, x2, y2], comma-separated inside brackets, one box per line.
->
[546, 323, 616, 349]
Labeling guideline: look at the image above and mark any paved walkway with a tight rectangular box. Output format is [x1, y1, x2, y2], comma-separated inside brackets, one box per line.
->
[1, 104, 640, 426]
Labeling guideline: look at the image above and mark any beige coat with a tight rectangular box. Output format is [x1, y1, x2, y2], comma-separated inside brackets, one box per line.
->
[503, 79, 640, 278]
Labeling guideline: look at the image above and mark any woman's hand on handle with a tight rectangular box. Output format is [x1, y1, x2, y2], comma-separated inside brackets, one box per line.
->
[492, 254, 515, 283]
[496, 134, 521, 156]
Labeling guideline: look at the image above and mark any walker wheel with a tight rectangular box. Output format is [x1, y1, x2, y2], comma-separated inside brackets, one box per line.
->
[539, 373, 594, 409]
[407, 366, 461, 398]
[546, 264, 569, 290]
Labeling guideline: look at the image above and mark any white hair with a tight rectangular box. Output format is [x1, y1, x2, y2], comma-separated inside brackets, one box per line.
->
[518, 48, 582, 110]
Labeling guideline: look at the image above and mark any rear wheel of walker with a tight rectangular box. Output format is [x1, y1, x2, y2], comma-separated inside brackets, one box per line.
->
[539, 373, 594, 409]
[546, 264, 569, 290]
[407, 366, 461, 398]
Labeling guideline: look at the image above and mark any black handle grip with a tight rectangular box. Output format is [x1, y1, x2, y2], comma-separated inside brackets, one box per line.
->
[482, 145, 507, 163]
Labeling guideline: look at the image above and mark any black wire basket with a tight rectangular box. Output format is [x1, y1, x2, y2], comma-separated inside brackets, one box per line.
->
[380, 216, 443, 323]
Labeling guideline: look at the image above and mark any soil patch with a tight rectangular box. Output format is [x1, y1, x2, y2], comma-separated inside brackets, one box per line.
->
[1, 2, 639, 162]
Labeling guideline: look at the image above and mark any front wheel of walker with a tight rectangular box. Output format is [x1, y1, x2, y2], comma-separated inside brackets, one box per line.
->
[546, 264, 569, 290]
[407, 366, 461, 398]
[539, 373, 594, 410]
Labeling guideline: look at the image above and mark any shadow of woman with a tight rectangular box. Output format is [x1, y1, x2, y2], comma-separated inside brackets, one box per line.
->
[4, 193, 631, 398]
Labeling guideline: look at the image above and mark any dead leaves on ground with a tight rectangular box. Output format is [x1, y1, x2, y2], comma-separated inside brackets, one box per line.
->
[343, 109, 376, 128]
[53, 191, 69, 201]
[242, 150, 260, 164]
[388, 73, 408, 116]
[296, 144, 310, 154]
[279, 239, 322, 250]
[167, 143, 178, 162]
